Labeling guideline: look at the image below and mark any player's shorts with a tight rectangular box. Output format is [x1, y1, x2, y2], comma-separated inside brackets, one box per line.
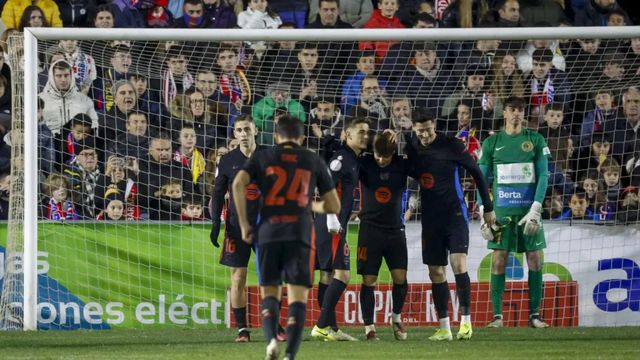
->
[258, 240, 315, 287]
[219, 225, 253, 268]
[357, 224, 407, 276]
[487, 213, 546, 253]
[314, 214, 350, 271]
[421, 214, 469, 266]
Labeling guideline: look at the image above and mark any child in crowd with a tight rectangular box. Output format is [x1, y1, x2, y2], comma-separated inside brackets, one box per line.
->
[180, 194, 205, 221]
[580, 89, 616, 147]
[44, 173, 77, 221]
[97, 188, 125, 221]
[173, 124, 206, 189]
[579, 170, 601, 211]
[154, 179, 184, 220]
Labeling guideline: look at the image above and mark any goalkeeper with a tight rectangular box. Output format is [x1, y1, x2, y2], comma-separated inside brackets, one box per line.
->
[477, 96, 551, 329]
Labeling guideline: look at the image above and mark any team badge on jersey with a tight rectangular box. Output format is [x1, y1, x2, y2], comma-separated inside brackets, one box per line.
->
[379, 172, 389, 180]
[521, 140, 534, 152]
[329, 156, 343, 171]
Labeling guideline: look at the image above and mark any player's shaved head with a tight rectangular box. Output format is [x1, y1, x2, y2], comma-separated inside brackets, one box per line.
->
[275, 114, 304, 140]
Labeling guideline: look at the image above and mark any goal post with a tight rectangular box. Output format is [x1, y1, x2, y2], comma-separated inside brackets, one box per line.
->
[4, 25, 640, 331]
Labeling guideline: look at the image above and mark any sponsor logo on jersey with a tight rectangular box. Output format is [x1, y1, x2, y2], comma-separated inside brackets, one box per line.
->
[420, 173, 434, 189]
[521, 140, 534, 152]
[495, 186, 535, 207]
[374, 186, 392, 204]
[496, 163, 535, 184]
[246, 183, 260, 201]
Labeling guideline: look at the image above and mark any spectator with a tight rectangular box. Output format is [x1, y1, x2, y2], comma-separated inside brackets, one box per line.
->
[39, 59, 98, 138]
[556, 188, 597, 220]
[575, 0, 624, 26]
[180, 193, 205, 220]
[565, 38, 605, 89]
[54, 40, 96, 95]
[0, 75, 10, 115]
[146, 0, 174, 28]
[451, 38, 500, 74]
[111, 0, 145, 27]
[215, 44, 250, 131]
[203, 144, 228, 196]
[284, 42, 332, 112]
[95, 155, 141, 220]
[616, 186, 640, 223]
[542, 186, 564, 220]
[600, 157, 622, 206]
[268, 0, 307, 28]
[493, 0, 521, 27]
[606, 8, 630, 26]
[305, 97, 343, 154]
[169, 87, 226, 150]
[237, 0, 283, 52]
[17, 5, 50, 31]
[517, 38, 566, 74]
[341, 50, 383, 115]
[389, 96, 413, 154]
[614, 87, 640, 167]
[359, 0, 404, 60]
[451, 99, 483, 160]
[57, 0, 96, 27]
[162, 46, 194, 109]
[308, 0, 353, 28]
[100, 80, 138, 142]
[173, 124, 206, 193]
[44, 173, 77, 221]
[308, 0, 373, 28]
[64, 113, 94, 166]
[37, 98, 56, 175]
[580, 88, 617, 147]
[539, 103, 575, 196]
[519, 0, 565, 27]
[624, 38, 640, 79]
[346, 75, 390, 131]
[64, 137, 101, 219]
[129, 70, 161, 125]
[153, 179, 184, 220]
[6, 1, 62, 30]
[489, 50, 525, 110]
[579, 170, 602, 211]
[94, 4, 115, 28]
[572, 130, 613, 181]
[203, 0, 237, 28]
[524, 48, 572, 126]
[92, 45, 132, 113]
[440, 0, 490, 28]
[96, 189, 125, 221]
[107, 111, 151, 160]
[253, 81, 306, 146]
[174, 0, 210, 28]
[193, 68, 219, 102]
[396, 0, 434, 26]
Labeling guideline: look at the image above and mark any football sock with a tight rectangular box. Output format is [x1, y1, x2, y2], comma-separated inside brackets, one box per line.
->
[317, 279, 347, 328]
[261, 296, 279, 343]
[439, 316, 451, 331]
[455, 272, 471, 316]
[432, 281, 450, 319]
[360, 285, 375, 326]
[528, 270, 543, 315]
[491, 273, 506, 316]
[317, 282, 328, 308]
[285, 302, 306, 358]
[392, 282, 408, 315]
[233, 307, 247, 331]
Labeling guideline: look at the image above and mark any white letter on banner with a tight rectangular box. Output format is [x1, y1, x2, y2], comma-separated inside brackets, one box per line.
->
[37, 251, 49, 274]
[38, 302, 57, 324]
[384, 290, 393, 323]
[210, 299, 222, 324]
[168, 295, 188, 325]
[374, 291, 384, 321]
[191, 302, 208, 325]
[425, 290, 437, 322]
[59, 301, 80, 324]
[136, 302, 155, 324]
[450, 290, 459, 322]
[344, 291, 356, 324]
[83, 302, 104, 325]
[106, 302, 124, 325]
[158, 295, 165, 324]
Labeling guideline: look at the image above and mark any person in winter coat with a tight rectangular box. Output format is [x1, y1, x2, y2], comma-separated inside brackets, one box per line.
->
[237, 0, 282, 52]
[56, 0, 96, 27]
[2, 0, 62, 29]
[38, 59, 98, 137]
[308, 0, 373, 28]
[359, 0, 404, 60]
[111, 0, 145, 28]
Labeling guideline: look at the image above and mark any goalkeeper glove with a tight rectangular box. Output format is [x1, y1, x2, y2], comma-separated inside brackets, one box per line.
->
[479, 206, 494, 241]
[518, 201, 542, 236]
[210, 221, 221, 248]
[327, 214, 341, 234]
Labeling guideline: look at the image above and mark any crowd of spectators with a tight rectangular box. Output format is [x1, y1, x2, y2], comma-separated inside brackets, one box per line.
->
[0, 0, 638, 223]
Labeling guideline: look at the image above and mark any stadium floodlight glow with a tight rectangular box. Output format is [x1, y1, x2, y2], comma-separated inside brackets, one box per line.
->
[4, 25, 640, 331]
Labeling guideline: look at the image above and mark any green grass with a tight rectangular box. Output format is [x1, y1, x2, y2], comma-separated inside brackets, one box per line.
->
[1, 327, 639, 359]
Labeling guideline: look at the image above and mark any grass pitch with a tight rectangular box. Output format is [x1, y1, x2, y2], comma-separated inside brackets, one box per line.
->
[1, 326, 639, 359]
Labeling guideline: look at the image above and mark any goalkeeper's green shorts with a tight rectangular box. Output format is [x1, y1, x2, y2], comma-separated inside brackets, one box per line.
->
[487, 214, 546, 253]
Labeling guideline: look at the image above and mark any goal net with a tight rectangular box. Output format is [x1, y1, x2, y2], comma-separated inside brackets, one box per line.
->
[1, 27, 639, 330]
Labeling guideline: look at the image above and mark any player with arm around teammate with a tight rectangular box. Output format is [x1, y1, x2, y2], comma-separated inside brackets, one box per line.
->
[477, 96, 551, 329]
[233, 115, 341, 360]
[407, 108, 495, 341]
[357, 131, 410, 341]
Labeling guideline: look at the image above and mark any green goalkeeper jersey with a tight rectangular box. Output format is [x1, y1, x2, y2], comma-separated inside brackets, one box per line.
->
[478, 128, 551, 216]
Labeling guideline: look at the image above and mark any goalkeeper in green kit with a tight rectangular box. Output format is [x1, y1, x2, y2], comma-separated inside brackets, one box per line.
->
[477, 96, 551, 328]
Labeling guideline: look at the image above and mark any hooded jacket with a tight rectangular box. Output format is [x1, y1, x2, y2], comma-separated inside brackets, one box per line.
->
[39, 59, 98, 135]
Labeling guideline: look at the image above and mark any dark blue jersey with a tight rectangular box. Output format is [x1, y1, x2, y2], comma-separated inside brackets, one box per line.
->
[408, 134, 493, 221]
[327, 144, 361, 229]
[244, 142, 335, 244]
[358, 153, 410, 229]
[211, 147, 262, 230]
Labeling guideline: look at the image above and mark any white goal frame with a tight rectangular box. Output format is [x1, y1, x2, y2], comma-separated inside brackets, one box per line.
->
[21, 25, 640, 330]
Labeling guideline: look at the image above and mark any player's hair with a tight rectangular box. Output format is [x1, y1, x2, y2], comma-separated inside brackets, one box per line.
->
[504, 96, 526, 110]
[373, 132, 396, 157]
[571, 187, 588, 200]
[234, 114, 254, 126]
[544, 103, 564, 114]
[345, 116, 371, 129]
[275, 114, 304, 139]
[600, 158, 621, 175]
[44, 173, 71, 196]
[411, 107, 436, 124]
